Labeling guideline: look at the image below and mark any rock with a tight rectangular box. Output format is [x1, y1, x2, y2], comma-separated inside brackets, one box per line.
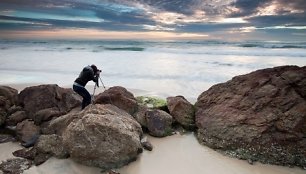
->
[13, 145, 54, 166]
[95, 86, 138, 115]
[33, 107, 65, 125]
[36, 134, 69, 159]
[33, 153, 52, 166]
[6, 111, 28, 126]
[0, 108, 7, 126]
[0, 134, 16, 143]
[13, 147, 37, 160]
[46, 112, 80, 135]
[18, 84, 81, 118]
[133, 105, 149, 128]
[0, 158, 32, 174]
[21, 134, 40, 148]
[0, 86, 18, 107]
[0, 96, 9, 111]
[146, 109, 173, 137]
[195, 65, 306, 168]
[0, 127, 16, 143]
[0, 86, 18, 126]
[62, 104, 143, 171]
[141, 138, 153, 151]
[167, 96, 195, 130]
[7, 105, 23, 115]
[16, 119, 40, 143]
[106, 170, 120, 174]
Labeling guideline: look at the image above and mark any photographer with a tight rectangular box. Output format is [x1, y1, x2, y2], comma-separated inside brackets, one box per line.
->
[73, 64, 101, 109]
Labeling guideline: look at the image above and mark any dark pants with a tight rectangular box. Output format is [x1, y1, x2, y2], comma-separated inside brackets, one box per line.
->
[73, 85, 91, 109]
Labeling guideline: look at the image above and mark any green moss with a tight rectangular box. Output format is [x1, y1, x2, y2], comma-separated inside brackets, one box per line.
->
[136, 96, 167, 109]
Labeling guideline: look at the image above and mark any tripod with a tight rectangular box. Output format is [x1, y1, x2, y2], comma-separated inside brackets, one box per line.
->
[91, 75, 112, 104]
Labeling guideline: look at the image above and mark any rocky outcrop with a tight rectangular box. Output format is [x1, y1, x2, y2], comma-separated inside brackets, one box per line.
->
[18, 84, 81, 119]
[146, 110, 173, 137]
[62, 104, 143, 171]
[167, 96, 195, 129]
[95, 86, 138, 115]
[0, 86, 18, 126]
[195, 66, 306, 167]
[0, 86, 18, 107]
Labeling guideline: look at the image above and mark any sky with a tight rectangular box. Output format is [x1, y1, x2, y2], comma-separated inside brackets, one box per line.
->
[0, 0, 305, 41]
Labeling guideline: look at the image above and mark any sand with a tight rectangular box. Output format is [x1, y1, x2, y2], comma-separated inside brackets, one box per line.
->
[0, 84, 305, 174]
[1, 134, 305, 174]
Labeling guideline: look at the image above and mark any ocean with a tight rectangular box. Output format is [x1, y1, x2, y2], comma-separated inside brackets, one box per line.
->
[0, 40, 305, 99]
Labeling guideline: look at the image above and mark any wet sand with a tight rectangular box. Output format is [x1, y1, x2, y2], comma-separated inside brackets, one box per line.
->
[1, 134, 305, 174]
[0, 84, 305, 173]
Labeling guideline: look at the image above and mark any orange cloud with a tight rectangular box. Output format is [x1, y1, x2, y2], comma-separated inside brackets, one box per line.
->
[0, 29, 209, 40]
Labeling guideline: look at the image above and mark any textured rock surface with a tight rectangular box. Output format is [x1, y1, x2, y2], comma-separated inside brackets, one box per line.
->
[33, 107, 65, 125]
[195, 66, 306, 167]
[167, 96, 195, 129]
[0, 86, 18, 126]
[146, 109, 173, 137]
[18, 84, 81, 118]
[0, 158, 32, 174]
[16, 119, 40, 143]
[95, 86, 138, 115]
[36, 134, 69, 158]
[6, 111, 28, 126]
[62, 104, 143, 171]
[0, 86, 18, 107]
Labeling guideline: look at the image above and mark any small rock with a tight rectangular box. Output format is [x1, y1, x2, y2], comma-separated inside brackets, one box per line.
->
[13, 148, 37, 160]
[0, 158, 32, 174]
[247, 159, 254, 165]
[107, 170, 120, 174]
[141, 141, 153, 151]
[0, 134, 16, 143]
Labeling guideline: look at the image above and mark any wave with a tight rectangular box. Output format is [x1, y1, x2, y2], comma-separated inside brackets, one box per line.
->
[239, 43, 306, 49]
[103, 47, 145, 51]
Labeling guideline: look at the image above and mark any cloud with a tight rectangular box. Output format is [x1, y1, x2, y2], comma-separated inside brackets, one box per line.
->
[0, 0, 305, 40]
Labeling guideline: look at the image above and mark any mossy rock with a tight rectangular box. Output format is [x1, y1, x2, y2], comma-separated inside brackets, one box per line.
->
[136, 96, 167, 110]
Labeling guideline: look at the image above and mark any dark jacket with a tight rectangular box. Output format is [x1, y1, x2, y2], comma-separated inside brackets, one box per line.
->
[74, 66, 98, 87]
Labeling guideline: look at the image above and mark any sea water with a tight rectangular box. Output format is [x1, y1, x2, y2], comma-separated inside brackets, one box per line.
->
[0, 40, 305, 99]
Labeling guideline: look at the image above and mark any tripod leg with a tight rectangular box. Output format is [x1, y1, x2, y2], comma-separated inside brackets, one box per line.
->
[92, 83, 97, 103]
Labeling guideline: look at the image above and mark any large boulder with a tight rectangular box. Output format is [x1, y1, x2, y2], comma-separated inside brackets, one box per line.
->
[95, 86, 138, 115]
[62, 104, 143, 171]
[18, 84, 81, 119]
[195, 65, 306, 167]
[167, 96, 195, 129]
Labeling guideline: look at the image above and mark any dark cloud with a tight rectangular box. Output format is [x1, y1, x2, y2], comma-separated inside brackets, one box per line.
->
[247, 12, 306, 27]
[0, 0, 305, 40]
[138, 0, 200, 15]
[229, 0, 272, 17]
[229, 0, 306, 17]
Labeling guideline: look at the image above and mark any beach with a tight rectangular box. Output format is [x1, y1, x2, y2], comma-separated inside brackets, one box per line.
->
[1, 40, 306, 173]
[1, 131, 305, 174]
[0, 83, 305, 174]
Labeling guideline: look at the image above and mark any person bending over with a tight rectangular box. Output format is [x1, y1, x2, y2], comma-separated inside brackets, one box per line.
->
[73, 64, 100, 109]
